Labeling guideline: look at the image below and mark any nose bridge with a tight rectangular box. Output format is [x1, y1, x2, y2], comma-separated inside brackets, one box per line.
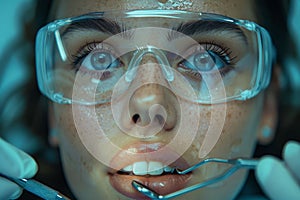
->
[140, 53, 160, 65]
[139, 53, 164, 82]
[125, 46, 174, 83]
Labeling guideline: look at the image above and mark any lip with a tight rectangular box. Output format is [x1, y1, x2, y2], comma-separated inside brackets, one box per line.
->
[108, 142, 192, 199]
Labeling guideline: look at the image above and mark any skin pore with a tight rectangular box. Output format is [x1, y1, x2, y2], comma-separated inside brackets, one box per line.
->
[50, 0, 276, 199]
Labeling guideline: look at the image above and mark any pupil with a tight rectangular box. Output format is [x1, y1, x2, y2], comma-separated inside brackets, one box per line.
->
[194, 52, 215, 71]
[98, 54, 106, 63]
[92, 52, 112, 70]
[195, 53, 209, 64]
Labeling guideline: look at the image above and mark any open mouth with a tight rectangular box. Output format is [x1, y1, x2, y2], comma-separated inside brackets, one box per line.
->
[109, 161, 192, 199]
[108, 143, 192, 199]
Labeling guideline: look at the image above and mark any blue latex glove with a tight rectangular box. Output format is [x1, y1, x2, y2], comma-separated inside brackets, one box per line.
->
[256, 141, 300, 200]
[0, 138, 38, 199]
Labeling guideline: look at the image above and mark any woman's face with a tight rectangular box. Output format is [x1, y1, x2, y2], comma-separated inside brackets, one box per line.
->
[51, 0, 265, 199]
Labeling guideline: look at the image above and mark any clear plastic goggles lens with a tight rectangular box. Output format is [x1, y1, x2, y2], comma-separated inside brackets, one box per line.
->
[36, 10, 274, 105]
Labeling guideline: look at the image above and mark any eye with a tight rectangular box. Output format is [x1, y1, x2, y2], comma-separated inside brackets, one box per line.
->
[71, 42, 123, 71]
[82, 50, 121, 71]
[179, 50, 228, 72]
[177, 43, 235, 77]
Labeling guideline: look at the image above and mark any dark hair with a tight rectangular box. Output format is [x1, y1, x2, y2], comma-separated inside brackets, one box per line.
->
[254, 0, 300, 105]
[0, 0, 52, 137]
[0, 1, 74, 198]
[255, 0, 295, 64]
[254, 0, 300, 152]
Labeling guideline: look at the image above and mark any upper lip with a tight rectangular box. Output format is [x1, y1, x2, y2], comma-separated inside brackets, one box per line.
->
[108, 142, 190, 174]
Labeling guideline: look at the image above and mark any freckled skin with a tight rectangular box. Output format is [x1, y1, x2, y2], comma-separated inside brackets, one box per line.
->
[50, 0, 267, 199]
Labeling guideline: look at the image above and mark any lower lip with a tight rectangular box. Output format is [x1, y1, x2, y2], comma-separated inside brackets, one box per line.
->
[109, 173, 192, 199]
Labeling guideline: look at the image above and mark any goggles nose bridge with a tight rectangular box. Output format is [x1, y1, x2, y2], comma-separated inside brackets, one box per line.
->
[125, 46, 174, 83]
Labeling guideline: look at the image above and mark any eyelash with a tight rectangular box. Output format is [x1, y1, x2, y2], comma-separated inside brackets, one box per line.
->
[70, 41, 118, 69]
[178, 41, 237, 77]
[200, 41, 236, 64]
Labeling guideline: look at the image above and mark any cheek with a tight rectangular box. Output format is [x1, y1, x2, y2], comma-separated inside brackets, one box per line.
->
[182, 96, 263, 198]
[188, 95, 264, 161]
[224, 101, 262, 156]
[53, 103, 123, 168]
[52, 104, 117, 198]
[52, 104, 99, 173]
[219, 99, 263, 157]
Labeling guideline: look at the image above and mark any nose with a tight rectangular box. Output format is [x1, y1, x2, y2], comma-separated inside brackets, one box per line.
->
[129, 83, 176, 131]
[124, 53, 178, 137]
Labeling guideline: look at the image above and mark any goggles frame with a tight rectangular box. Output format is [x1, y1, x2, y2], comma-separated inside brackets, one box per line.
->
[36, 10, 275, 105]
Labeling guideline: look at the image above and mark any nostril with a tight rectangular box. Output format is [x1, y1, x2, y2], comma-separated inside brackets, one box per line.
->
[156, 114, 165, 126]
[132, 113, 165, 126]
[132, 114, 140, 123]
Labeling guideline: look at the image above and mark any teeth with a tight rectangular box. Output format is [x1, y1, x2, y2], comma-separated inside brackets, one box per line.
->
[133, 161, 148, 175]
[148, 161, 163, 175]
[122, 165, 133, 172]
[121, 161, 175, 176]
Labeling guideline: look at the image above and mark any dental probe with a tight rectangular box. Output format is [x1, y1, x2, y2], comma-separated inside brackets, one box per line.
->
[132, 158, 259, 199]
[0, 173, 71, 200]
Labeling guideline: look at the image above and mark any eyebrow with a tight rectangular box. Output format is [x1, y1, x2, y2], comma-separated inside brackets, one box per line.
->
[168, 20, 248, 43]
[62, 18, 247, 44]
[62, 18, 132, 39]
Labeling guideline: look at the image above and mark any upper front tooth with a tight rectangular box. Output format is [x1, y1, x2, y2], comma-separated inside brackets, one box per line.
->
[122, 165, 133, 172]
[148, 161, 163, 175]
[124, 161, 173, 175]
[133, 161, 148, 175]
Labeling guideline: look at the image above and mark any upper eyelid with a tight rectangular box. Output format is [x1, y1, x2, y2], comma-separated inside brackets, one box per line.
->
[78, 41, 111, 52]
[75, 41, 120, 57]
[202, 43, 233, 59]
[177, 42, 221, 60]
[175, 42, 236, 66]
[71, 41, 125, 67]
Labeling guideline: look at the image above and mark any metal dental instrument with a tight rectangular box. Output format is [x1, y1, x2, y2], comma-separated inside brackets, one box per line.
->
[132, 157, 259, 199]
[0, 173, 71, 200]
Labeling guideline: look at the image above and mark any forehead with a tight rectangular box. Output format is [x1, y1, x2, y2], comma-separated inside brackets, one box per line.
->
[53, 0, 257, 21]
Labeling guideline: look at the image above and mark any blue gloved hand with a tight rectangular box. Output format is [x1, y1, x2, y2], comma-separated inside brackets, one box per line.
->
[256, 141, 300, 200]
[0, 138, 38, 199]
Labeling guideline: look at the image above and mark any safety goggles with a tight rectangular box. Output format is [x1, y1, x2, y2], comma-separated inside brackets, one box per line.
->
[36, 10, 275, 105]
